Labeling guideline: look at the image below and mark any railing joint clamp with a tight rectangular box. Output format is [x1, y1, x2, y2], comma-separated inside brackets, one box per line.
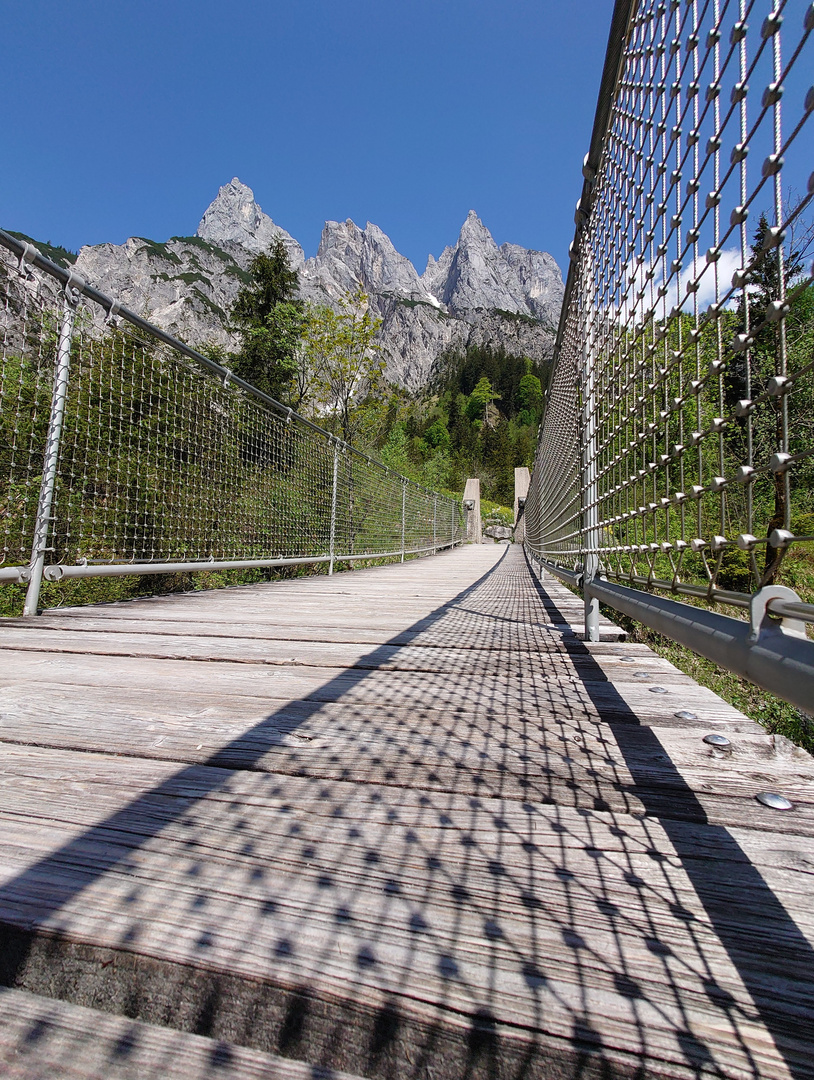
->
[18, 242, 39, 278]
[63, 269, 86, 306]
[750, 585, 807, 642]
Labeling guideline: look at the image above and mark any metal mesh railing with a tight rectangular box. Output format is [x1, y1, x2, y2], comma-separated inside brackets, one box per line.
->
[526, 0, 813, 709]
[0, 233, 463, 613]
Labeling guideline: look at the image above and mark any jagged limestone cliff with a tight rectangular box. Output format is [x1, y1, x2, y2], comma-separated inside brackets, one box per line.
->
[70, 178, 563, 390]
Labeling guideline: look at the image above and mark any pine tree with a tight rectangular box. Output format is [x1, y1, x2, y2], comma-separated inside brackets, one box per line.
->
[231, 238, 305, 402]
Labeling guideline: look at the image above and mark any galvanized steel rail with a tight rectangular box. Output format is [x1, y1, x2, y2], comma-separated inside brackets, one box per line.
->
[526, 0, 814, 714]
[0, 231, 463, 613]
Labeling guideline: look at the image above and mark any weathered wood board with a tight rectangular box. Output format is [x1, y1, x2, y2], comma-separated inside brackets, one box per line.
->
[0, 544, 812, 1079]
[0, 987, 366, 1079]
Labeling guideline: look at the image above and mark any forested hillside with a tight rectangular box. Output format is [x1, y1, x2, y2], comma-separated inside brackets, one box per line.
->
[216, 239, 546, 508]
[375, 346, 544, 505]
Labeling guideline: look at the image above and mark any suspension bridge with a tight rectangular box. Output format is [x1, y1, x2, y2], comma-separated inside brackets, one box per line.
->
[1, 1, 813, 1077]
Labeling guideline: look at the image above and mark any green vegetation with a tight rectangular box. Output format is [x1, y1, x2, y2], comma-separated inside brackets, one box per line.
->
[298, 290, 384, 443]
[5, 231, 77, 268]
[169, 235, 237, 263]
[230, 238, 306, 401]
[174, 272, 209, 286]
[135, 238, 182, 265]
[493, 307, 543, 327]
[395, 297, 445, 313]
[189, 287, 229, 323]
[360, 345, 546, 501]
[481, 500, 514, 526]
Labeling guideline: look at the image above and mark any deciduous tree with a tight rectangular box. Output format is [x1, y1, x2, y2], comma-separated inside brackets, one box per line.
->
[302, 289, 384, 444]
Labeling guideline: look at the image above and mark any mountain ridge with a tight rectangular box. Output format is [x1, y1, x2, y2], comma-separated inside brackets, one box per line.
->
[63, 178, 564, 390]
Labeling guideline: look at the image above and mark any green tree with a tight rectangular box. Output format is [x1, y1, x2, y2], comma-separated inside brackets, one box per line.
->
[517, 370, 543, 426]
[302, 289, 384, 444]
[465, 376, 500, 424]
[425, 418, 451, 451]
[230, 238, 305, 401]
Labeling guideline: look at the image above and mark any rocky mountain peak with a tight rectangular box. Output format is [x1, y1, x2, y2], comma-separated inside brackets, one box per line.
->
[61, 180, 563, 392]
[458, 209, 494, 246]
[420, 211, 562, 326]
[302, 218, 437, 306]
[196, 177, 304, 269]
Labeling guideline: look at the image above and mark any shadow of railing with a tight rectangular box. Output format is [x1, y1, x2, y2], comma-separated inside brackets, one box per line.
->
[523, 549, 813, 1080]
[0, 545, 810, 1079]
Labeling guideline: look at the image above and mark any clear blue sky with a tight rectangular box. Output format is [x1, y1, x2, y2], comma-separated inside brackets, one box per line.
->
[1, 1, 615, 274]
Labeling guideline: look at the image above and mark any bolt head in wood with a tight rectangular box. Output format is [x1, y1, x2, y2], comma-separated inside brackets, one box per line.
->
[703, 733, 731, 748]
[756, 791, 793, 810]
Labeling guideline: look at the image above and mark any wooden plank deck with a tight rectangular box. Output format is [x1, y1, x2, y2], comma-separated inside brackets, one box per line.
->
[0, 544, 812, 1079]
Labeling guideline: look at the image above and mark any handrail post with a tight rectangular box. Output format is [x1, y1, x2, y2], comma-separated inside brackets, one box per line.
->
[582, 292, 600, 642]
[400, 480, 406, 562]
[432, 493, 437, 555]
[24, 296, 76, 615]
[328, 441, 339, 576]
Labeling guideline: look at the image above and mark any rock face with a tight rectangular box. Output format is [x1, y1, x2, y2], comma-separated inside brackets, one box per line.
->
[430, 210, 561, 325]
[69, 179, 563, 390]
[197, 178, 305, 271]
[484, 525, 514, 541]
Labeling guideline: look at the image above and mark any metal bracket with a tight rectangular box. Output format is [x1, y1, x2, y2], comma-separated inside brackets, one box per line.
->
[749, 585, 807, 642]
[18, 242, 39, 278]
[104, 300, 122, 325]
[63, 269, 86, 306]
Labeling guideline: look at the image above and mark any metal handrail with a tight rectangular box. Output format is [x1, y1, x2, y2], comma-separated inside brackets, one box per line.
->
[526, 0, 814, 715]
[0, 228, 438, 490]
[0, 231, 464, 612]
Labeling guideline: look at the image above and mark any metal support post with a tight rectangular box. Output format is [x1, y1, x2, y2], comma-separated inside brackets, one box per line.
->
[400, 480, 407, 562]
[582, 294, 600, 642]
[432, 493, 437, 555]
[24, 298, 76, 615]
[328, 441, 339, 576]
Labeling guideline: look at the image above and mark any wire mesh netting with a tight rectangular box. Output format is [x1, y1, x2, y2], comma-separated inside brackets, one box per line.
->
[0, 242, 463, 591]
[526, 0, 814, 617]
[0, 257, 61, 577]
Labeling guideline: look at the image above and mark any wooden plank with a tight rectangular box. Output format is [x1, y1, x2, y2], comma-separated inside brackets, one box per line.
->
[0, 748, 810, 1079]
[0, 628, 696, 678]
[0, 683, 807, 833]
[0, 544, 812, 1080]
[0, 987, 365, 1079]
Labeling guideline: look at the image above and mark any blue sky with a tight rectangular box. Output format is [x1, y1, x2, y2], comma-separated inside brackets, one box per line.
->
[2, 1, 614, 273]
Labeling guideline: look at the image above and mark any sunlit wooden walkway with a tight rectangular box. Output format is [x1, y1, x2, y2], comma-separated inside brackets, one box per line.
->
[0, 544, 812, 1079]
